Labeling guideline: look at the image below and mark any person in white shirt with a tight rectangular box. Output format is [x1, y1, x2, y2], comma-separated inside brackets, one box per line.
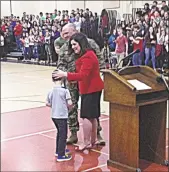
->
[0, 31, 5, 59]
[156, 28, 166, 68]
[29, 31, 35, 60]
[44, 30, 52, 64]
[22, 33, 30, 62]
[164, 28, 168, 52]
[74, 16, 81, 32]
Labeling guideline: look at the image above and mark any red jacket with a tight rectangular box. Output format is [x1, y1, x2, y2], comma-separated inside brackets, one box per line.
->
[14, 24, 22, 36]
[67, 50, 104, 94]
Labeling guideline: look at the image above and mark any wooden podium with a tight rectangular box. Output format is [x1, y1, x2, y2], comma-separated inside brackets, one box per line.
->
[102, 66, 168, 171]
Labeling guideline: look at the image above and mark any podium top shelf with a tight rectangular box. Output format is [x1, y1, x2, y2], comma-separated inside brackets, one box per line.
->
[102, 66, 166, 94]
[102, 66, 168, 106]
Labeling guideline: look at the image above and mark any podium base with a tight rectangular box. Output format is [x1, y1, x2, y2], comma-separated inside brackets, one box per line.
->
[107, 159, 140, 172]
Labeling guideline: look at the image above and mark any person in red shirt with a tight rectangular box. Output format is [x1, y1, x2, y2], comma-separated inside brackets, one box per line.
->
[115, 26, 128, 68]
[1, 21, 6, 32]
[129, 24, 143, 66]
[148, 6, 156, 20]
[53, 32, 104, 151]
[100, 9, 109, 37]
[14, 21, 23, 50]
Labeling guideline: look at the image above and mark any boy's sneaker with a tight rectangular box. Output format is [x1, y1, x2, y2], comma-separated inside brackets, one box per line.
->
[57, 154, 72, 162]
[55, 149, 70, 157]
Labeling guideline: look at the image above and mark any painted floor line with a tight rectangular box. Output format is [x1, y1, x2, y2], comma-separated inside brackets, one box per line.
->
[1, 118, 109, 142]
[1, 68, 53, 75]
[1, 128, 56, 142]
[1, 94, 43, 100]
[39, 133, 56, 140]
[91, 149, 109, 156]
[82, 164, 107, 172]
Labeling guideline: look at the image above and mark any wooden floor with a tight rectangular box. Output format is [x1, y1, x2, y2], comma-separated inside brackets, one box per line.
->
[1, 62, 168, 171]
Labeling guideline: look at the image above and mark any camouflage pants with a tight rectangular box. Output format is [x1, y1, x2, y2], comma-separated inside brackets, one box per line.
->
[68, 83, 102, 134]
[68, 87, 79, 133]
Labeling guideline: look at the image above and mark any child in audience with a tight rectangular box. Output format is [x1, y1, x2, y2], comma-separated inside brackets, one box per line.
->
[21, 32, 30, 62]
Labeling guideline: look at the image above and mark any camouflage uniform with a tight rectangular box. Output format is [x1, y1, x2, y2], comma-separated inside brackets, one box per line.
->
[57, 38, 105, 135]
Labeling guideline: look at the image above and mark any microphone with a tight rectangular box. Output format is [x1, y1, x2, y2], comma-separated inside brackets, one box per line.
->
[116, 49, 140, 71]
[156, 74, 169, 92]
[122, 49, 140, 61]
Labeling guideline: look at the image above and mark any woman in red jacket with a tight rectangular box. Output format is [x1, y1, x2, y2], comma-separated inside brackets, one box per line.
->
[53, 32, 104, 151]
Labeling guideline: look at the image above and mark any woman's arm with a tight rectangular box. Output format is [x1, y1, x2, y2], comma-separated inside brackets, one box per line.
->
[67, 57, 93, 81]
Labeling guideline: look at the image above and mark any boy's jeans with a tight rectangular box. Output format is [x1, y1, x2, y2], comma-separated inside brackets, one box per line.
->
[52, 118, 67, 156]
[132, 52, 142, 66]
[33, 45, 39, 59]
[15, 35, 22, 50]
[24, 47, 30, 60]
[145, 46, 156, 69]
[45, 44, 52, 62]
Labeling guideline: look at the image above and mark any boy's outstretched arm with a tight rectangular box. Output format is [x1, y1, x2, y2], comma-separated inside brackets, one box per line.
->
[46, 91, 52, 107]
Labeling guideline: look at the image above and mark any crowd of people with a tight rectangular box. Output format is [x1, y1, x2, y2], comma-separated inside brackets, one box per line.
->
[107, 0, 169, 70]
[1, 1, 168, 70]
[0, 8, 102, 64]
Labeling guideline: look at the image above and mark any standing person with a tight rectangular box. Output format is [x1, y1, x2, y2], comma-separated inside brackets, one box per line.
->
[57, 23, 106, 145]
[115, 26, 128, 68]
[129, 24, 143, 66]
[44, 30, 52, 64]
[54, 26, 67, 56]
[0, 31, 5, 59]
[144, 26, 157, 70]
[14, 21, 23, 50]
[21, 32, 30, 62]
[46, 71, 72, 162]
[53, 33, 104, 150]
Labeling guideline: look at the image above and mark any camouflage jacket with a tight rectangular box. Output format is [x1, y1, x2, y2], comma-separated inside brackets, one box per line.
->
[57, 38, 105, 72]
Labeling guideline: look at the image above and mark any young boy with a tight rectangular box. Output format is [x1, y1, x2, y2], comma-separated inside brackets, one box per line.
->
[115, 26, 128, 68]
[46, 70, 72, 162]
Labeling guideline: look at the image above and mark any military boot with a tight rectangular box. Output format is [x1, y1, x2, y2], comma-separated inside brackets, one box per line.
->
[97, 132, 106, 146]
[66, 132, 78, 144]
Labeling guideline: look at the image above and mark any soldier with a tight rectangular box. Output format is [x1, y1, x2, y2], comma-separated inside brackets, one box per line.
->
[56, 23, 105, 145]
[54, 26, 67, 55]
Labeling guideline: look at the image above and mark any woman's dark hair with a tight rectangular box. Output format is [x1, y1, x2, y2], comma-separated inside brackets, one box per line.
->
[68, 32, 93, 57]
[145, 26, 156, 41]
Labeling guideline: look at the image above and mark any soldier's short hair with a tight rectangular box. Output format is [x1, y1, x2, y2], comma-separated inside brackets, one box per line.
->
[62, 23, 77, 32]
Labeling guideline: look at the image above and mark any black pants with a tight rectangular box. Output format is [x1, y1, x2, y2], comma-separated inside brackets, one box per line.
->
[52, 118, 68, 156]
[0, 46, 4, 59]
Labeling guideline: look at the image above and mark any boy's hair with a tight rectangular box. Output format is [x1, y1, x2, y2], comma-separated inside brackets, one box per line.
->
[52, 70, 66, 88]
[52, 70, 62, 82]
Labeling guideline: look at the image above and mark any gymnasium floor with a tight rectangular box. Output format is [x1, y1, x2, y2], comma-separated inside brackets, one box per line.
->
[1, 62, 168, 171]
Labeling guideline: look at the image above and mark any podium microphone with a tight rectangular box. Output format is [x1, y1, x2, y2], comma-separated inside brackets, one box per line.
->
[156, 74, 169, 92]
[116, 49, 140, 72]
